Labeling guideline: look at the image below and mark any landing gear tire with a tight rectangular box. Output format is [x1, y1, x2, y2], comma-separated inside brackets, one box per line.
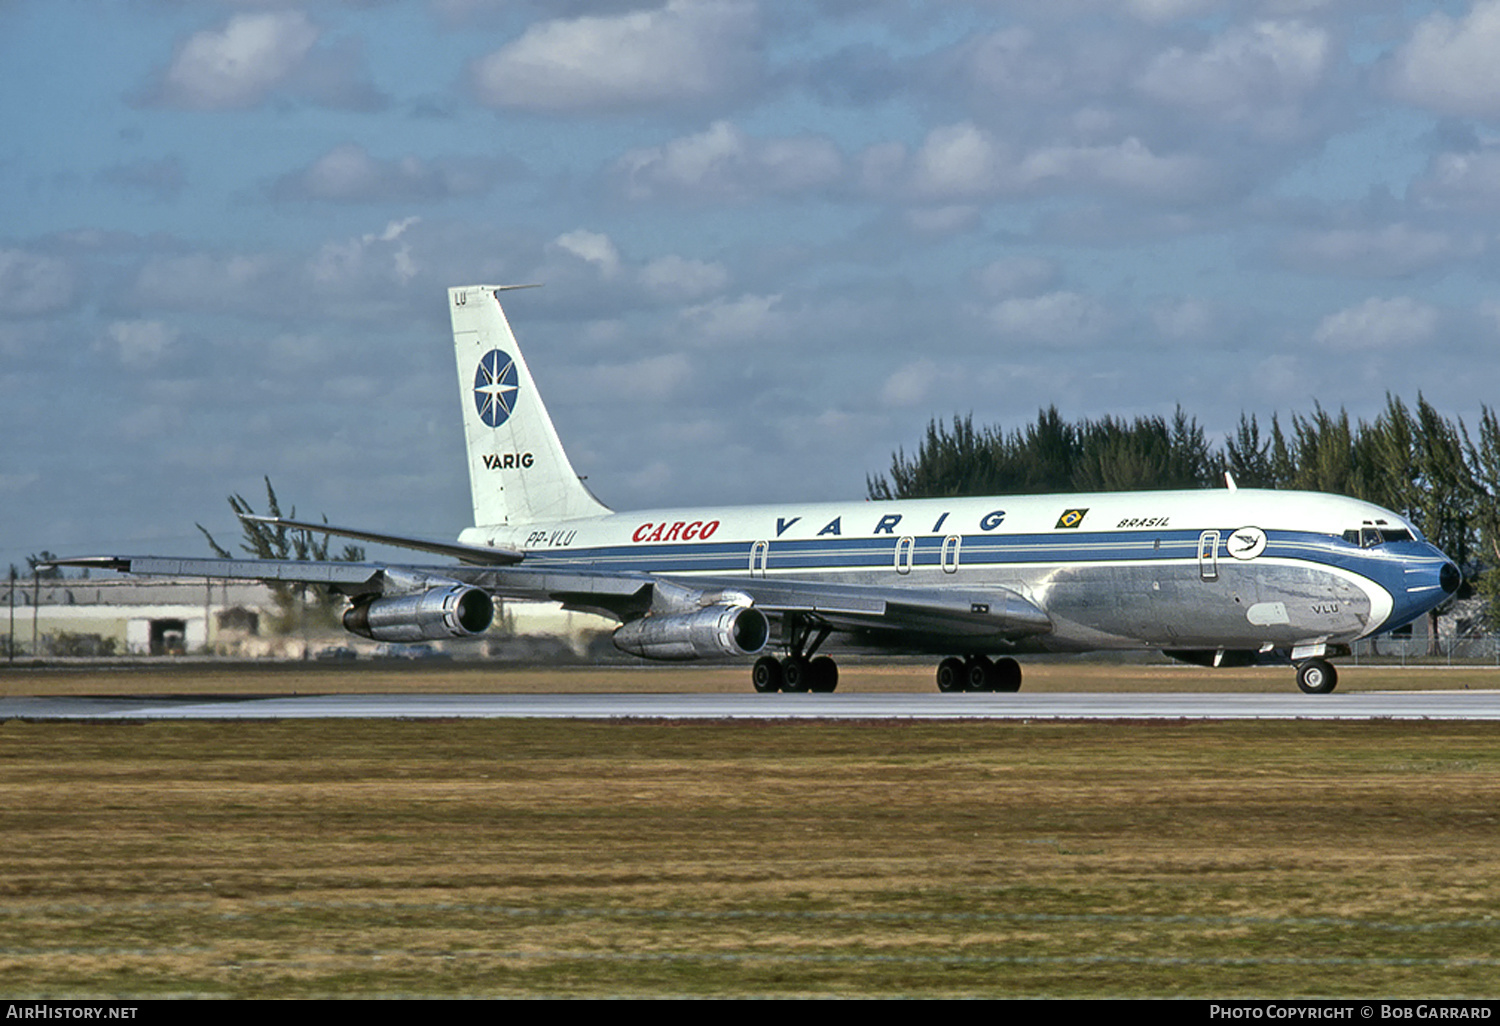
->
[809, 655, 838, 693]
[752, 655, 783, 693]
[937, 657, 966, 693]
[1296, 658, 1338, 695]
[993, 656, 1022, 693]
[965, 655, 995, 692]
[767, 613, 835, 694]
[781, 656, 812, 693]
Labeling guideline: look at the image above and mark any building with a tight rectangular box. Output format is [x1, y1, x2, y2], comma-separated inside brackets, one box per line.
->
[2, 575, 611, 659]
[4, 577, 277, 657]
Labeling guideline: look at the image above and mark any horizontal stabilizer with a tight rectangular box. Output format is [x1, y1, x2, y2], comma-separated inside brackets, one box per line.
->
[239, 515, 524, 566]
[41, 555, 386, 590]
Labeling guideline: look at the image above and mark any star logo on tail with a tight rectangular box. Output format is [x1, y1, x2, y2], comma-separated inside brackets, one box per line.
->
[474, 350, 519, 428]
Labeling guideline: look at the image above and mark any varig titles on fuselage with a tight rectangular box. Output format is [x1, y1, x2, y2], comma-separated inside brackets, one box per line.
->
[516, 506, 1012, 550]
[761, 509, 1008, 538]
[641, 507, 1006, 547]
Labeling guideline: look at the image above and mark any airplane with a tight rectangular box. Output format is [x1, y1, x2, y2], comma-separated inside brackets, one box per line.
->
[53, 285, 1461, 695]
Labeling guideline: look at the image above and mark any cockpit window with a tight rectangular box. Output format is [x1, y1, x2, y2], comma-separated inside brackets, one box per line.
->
[1343, 526, 1415, 548]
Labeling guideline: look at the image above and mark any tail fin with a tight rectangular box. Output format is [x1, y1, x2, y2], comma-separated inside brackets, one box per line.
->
[449, 285, 611, 527]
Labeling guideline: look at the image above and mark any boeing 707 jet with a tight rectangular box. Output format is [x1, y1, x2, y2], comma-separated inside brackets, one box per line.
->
[54, 285, 1461, 694]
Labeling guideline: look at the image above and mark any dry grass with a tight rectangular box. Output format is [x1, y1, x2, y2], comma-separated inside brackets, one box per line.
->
[3, 701, 1500, 997]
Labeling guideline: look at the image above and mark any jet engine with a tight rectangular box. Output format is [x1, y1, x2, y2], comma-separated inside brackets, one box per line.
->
[612, 603, 770, 661]
[343, 584, 494, 642]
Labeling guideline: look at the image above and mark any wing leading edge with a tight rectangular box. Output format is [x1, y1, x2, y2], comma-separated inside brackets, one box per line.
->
[675, 574, 1052, 643]
[43, 554, 1050, 648]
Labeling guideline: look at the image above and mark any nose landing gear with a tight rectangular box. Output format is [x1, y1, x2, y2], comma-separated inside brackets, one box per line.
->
[1295, 658, 1338, 694]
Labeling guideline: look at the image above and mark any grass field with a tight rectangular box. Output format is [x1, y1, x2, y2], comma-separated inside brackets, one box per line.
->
[3, 661, 1500, 998]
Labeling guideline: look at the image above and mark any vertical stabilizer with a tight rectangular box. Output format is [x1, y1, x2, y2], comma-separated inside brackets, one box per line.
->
[449, 285, 611, 527]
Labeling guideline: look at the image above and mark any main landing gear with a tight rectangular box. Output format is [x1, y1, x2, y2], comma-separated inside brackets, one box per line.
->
[748, 615, 1025, 695]
[752, 615, 838, 693]
[936, 655, 1022, 693]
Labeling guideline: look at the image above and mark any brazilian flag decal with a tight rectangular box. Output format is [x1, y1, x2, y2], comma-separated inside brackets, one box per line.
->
[1055, 508, 1088, 529]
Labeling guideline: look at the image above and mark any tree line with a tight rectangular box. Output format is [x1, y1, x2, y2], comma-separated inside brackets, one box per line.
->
[868, 396, 1500, 625]
[197, 477, 366, 633]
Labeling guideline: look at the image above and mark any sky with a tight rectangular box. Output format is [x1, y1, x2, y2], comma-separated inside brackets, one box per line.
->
[4, 0, 1500, 575]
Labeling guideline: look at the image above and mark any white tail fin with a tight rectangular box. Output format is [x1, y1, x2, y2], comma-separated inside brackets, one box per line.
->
[449, 285, 611, 527]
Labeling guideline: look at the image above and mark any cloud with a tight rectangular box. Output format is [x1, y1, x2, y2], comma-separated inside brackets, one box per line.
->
[309, 218, 422, 288]
[1388, 0, 1500, 119]
[1150, 298, 1216, 340]
[132, 251, 278, 310]
[1136, 20, 1330, 138]
[470, 0, 759, 113]
[142, 12, 383, 111]
[638, 255, 729, 301]
[552, 229, 623, 278]
[616, 121, 843, 201]
[988, 291, 1111, 345]
[288, 34, 387, 112]
[0, 249, 74, 316]
[1122, 0, 1219, 20]
[976, 257, 1060, 299]
[945, 27, 1076, 110]
[104, 320, 178, 367]
[902, 204, 982, 236]
[880, 358, 948, 408]
[579, 352, 693, 403]
[679, 293, 784, 345]
[1044, 136, 1214, 199]
[1281, 223, 1482, 278]
[270, 144, 509, 203]
[887, 123, 1213, 202]
[148, 12, 320, 110]
[1312, 297, 1439, 351]
[1413, 143, 1500, 211]
[125, 219, 424, 315]
[907, 123, 1008, 200]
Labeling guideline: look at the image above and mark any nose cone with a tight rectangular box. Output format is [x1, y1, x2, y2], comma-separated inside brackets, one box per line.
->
[1405, 547, 1460, 603]
[1372, 543, 1461, 637]
[1440, 561, 1462, 595]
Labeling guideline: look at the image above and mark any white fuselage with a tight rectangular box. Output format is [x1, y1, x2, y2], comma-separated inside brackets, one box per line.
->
[459, 487, 1454, 654]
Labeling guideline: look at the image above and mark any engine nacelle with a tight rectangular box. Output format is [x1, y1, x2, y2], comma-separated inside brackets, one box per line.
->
[612, 603, 770, 661]
[343, 585, 494, 642]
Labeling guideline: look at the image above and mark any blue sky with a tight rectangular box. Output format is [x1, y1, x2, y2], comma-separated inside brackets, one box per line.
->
[4, 0, 1500, 574]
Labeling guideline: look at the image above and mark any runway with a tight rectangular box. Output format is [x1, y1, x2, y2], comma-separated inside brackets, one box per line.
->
[6, 689, 1500, 720]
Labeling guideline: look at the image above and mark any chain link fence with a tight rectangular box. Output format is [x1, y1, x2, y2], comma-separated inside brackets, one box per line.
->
[1351, 626, 1500, 665]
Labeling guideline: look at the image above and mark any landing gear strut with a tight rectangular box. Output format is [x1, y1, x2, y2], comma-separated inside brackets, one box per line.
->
[751, 614, 837, 693]
[936, 654, 1022, 692]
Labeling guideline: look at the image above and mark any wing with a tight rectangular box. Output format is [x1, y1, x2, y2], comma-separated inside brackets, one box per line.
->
[669, 574, 1052, 646]
[44, 553, 657, 646]
[46, 554, 651, 608]
[43, 554, 1051, 653]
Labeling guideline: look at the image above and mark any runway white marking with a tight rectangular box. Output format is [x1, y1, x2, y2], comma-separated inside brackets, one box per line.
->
[6, 691, 1500, 721]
